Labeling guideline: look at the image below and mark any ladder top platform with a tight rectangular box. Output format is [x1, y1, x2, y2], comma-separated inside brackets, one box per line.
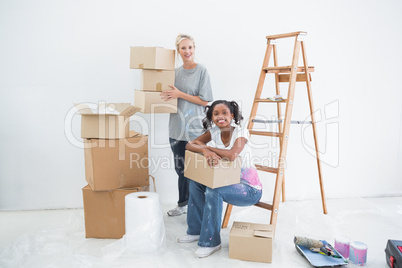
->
[263, 66, 314, 73]
[266, 31, 307, 39]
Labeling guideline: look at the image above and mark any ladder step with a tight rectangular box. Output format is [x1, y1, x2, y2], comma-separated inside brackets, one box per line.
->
[253, 119, 312, 124]
[266, 31, 306, 40]
[263, 66, 314, 73]
[249, 130, 282, 137]
[254, 201, 273, 211]
[255, 98, 287, 103]
[255, 164, 279, 174]
[278, 73, 312, 83]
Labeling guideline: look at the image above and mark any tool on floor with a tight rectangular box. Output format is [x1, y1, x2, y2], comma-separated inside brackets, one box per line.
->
[221, 31, 327, 232]
[385, 239, 402, 268]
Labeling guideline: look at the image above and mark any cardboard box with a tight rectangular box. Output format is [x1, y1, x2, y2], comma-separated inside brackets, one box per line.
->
[229, 221, 274, 263]
[184, 150, 241, 189]
[142, 70, 175, 92]
[84, 132, 149, 191]
[75, 103, 141, 139]
[130, 46, 175, 70]
[82, 185, 149, 239]
[134, 90, 177, 114]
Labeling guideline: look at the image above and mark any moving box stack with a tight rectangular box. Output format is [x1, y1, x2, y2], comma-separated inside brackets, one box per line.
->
[76, 102, 150, 239]
[130, 46, 177, 113]
[76, 46, 177, 239]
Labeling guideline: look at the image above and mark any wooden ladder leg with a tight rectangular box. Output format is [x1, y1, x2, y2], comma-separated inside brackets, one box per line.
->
[222, 203, 233, 228]
[301, 41, 327, 214]
[270, 37, 301, 228]
[273, 44, 286, 203]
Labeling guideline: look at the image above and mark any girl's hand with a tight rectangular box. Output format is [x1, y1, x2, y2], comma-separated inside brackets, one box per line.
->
[203, 149, 221, 167]
[160, 85, 182, 101]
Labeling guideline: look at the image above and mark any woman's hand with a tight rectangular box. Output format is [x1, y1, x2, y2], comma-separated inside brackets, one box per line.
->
[202, 149, 221, 167]
[160, 85, 182, 101]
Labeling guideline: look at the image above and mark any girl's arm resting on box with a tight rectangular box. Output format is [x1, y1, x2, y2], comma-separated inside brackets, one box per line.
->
[206, 137, 247, 161]
[186, 131, 222, 166]
[161, 85, 209, 106]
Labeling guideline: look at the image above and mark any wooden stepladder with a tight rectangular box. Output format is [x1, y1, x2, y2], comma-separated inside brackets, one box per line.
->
[222, 31, 327, 231]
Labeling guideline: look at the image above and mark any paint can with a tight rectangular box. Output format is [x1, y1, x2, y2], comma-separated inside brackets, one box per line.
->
[334, 236, 350, 258]
[349, 241, 368, 266]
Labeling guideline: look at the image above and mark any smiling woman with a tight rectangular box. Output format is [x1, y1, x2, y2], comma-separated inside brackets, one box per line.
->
[161, 34, 214, 217]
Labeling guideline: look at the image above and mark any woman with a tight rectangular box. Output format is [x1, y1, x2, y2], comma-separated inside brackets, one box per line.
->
[161, 34, 213, 216]
[178, 100, 262, 258]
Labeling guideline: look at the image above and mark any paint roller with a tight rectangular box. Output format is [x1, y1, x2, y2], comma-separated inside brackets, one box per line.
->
[294, 236, 324, 249]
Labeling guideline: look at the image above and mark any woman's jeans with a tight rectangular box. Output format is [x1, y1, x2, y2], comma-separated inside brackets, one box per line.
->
[169, 138, 189, 207]
[187, 180, 262, 247]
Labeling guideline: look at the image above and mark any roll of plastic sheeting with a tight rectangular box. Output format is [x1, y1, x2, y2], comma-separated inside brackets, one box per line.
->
[123, 192, 165, 252]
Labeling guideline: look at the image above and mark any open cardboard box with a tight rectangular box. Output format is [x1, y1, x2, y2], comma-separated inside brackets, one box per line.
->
[229, 221, 274, 263]
[84, 131, 149, 191]
[184, 150, 241, 189]
[142, 69, 175, 92]
[130, 46, 175, 70]
[82, 185, 149, 239]
[75, 103, 141, 139]
[134, 90, 177, 114]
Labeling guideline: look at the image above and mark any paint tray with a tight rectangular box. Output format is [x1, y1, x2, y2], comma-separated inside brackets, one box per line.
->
[296, 240, 348, 267]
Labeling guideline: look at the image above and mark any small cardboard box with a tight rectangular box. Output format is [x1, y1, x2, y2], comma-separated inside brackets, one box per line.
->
[75, 103, 141, 139]
[134, 90, 177, 114]
[142, 70, 175, 92]
[184, 150, 241, 189]
[82, 185, 149, 239]
[84, 131, 149, 191]
[130, 46, 175, 70]
[229, 221, 274, 263]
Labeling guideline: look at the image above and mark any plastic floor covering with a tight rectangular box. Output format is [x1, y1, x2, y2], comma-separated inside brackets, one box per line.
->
[1, 196, 401, 267]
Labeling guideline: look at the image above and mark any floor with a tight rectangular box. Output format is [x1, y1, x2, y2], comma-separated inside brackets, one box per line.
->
[1, 197, 401, 267]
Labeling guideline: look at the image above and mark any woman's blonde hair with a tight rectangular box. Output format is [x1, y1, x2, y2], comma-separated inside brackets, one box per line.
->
[175, 34, 195, 51]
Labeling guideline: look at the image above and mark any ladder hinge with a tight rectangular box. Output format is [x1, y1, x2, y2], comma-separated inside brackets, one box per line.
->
[269, 39, 277, 45]
[297, 33, 307, 41]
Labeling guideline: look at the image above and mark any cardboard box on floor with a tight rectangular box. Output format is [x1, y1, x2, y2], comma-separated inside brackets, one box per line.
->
[82, 185, 149, 239]
[142, 70, 175, 92]
[229, 221, 274, 263]
[134, 90, 177, 113]
[130, 47, 175, 70]
[84, 131, 149, 191]
[75, 103, 141, 139]
[184, 150, 241, 189]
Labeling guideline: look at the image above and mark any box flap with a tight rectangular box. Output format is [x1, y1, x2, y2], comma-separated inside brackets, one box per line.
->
[128, 130, 142, 138]
[74, 103, 94, 115]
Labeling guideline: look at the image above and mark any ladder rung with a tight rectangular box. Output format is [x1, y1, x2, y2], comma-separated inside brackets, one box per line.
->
[253, 119, 312, 124]
[255, 164, 279, 174]
[266, 31, 306, 40]
[255, 98, 287, 103]
[278, 73, 312, 83]
[254, 201, 273, 211]
[263, 66, 314, 73]
[249, 130, 282, 137]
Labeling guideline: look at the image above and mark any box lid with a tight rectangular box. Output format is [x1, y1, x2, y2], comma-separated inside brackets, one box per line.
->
[74, 103, 140, 117]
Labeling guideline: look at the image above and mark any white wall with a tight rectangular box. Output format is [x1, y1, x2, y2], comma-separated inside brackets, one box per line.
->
[1, 0, 401, 210]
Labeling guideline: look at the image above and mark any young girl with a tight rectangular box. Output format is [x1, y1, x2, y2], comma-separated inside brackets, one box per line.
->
[161, 34, 213, 217]
[178, 100, 262, 258]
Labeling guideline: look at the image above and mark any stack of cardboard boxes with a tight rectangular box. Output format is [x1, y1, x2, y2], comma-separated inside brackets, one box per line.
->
[130, 47, 177, 113]
[76, 103, 150, 239]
